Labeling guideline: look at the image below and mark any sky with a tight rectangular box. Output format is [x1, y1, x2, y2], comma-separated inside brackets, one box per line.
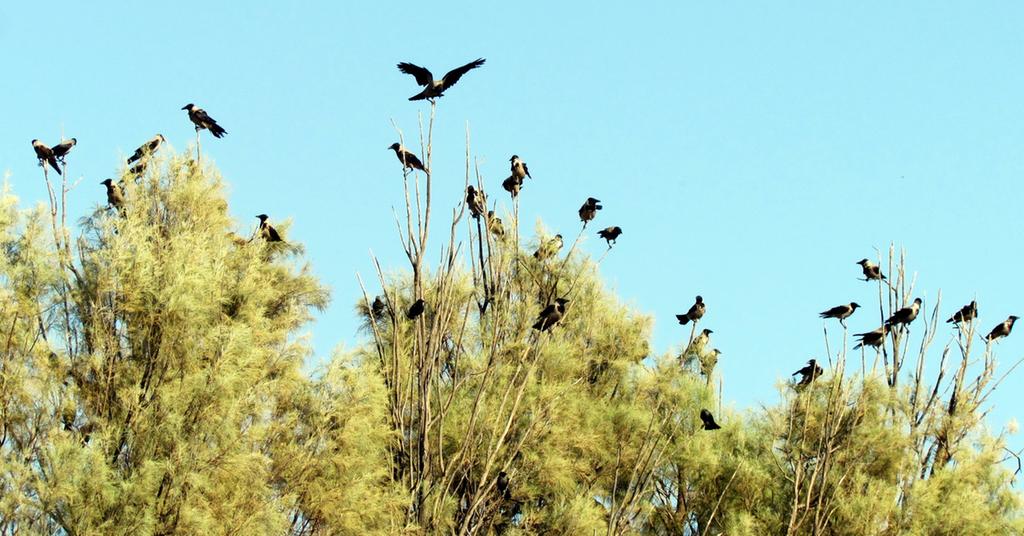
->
[2, 3, 1023, 453]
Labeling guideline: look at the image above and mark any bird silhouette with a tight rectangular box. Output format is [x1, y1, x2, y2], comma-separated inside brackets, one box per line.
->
[676, 296, 705, 325]
[182, 104, 227, 138]
[397, 58, 486, 101]
[700, 409, 721, 430]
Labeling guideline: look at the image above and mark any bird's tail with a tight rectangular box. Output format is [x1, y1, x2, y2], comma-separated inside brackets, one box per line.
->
[210, 125, 227, 138]
[532, 320, 543, 330]
[48, 157, 62, 175]
[676, 315, 690, 325]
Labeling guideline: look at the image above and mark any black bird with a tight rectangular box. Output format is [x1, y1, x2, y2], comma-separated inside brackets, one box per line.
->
[534, 234, 563, 260]
[533, 298, 570, 331]
[856, 259, 886, 281]
[985, 315, 1019, 342]
[886, 298, 922, 326]
[597, 226, 622, 246]
[676, 296, 705, 325]
[487, 211, 505, 239]
[819, 302, 860, 326]
[256, 214, 282, 242]
[100, 179, 124, 211]
[407, 298, 426, 320]
[387, 143, 426, 172]
[466, 185, 486, 219]
[52, 138, 76, 163]
[397, 58, 486, 101]
[127, 134, 166, 164]
[700, 409, 721, 430]
[182, 103, 227, 138]
[371, 296, 387, 318]
[854, 325, 889, 350]
[579, 197, 602, 223]
[793, 359, 824, 386]
[496, 471, 511, 500]
[510, 155, 531, 181]
[947, 300, 978, 324]
[31, 140, 62, 176]
[502, 175, 523, 197]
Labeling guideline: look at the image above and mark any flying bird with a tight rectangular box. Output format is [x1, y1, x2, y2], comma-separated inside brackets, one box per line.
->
[579, 197, 602, 223]
[31, 140, 62, 176]
[487, 211, 505, 239]
[256, 214, 282, 242]
[100, 179, 125, 211]
[407, 298, 426, 320]
[128, 134, 166, 164]
[700, 409, 721, 430]
[466, 185, 486, 219]
[985, 315, 1019, 342]
[854, 325, 889, 350]
[52, 138, 76, 162]
[388, 143, 426, 172]
[182, 103, 227, 138]
[793, 359, 824, 386]
[819, 302, 860, 326]
[886, 298, 922, 326]
[676, 296, 706, 325]
[533, 298, 570, 331]
[397, 58, 486, 101]
[856, 259, 886, 281]
[502, 175, 523, 197]
[534, 234, 563, 260]
[947, 300, 978, 324]
[597, 226, 622, 246]
[510, 155, 531, 181]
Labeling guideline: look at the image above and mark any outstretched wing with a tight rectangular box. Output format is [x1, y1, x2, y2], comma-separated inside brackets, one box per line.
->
[441, 58, 485, 88]
[397, 62, 434, 86]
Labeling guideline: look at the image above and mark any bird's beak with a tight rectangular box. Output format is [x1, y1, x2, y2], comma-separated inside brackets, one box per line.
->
[181, 105, 188, 110]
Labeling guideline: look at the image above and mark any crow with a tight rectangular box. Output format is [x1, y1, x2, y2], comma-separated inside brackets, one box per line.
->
[52, 138, 76, 162]
[128, 134, 166, 164]
[407, 298, 426, 320]
[510, 155, 531, 181]
[388, 143, 426, 171]
[793, 359, 824, 386]
[182, 103, 227, 138]
[502, 175, 523, 197]
[534, 234, 563, 261]
[700, 409, 721, 430]
[256, 214, 282, 242]
[854, 325, 888, 350]
[947, 300, 978, 324]
[487, 211, 505, 239]
[676, 296, 705, 325]
[31, 140, 62, 175]
[397, 58, 486, 101]
[533, 298, 569, 331]
[819, 302, 860, 325]
[579, 197, 602, 223]
[856, 259, 886, 281]
[371, 296, 387, 318]
[886, 298, 922, 326]
[597, 226, 622, 246]
[466, 185, 486, 219]
[100, 179, 125, 211]
[985, 315, 1019, 342]
[496, 471, 511, 500]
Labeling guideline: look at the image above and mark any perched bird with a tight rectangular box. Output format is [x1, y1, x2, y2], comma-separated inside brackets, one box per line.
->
[52, 138, 76, 162]
[676, 296, 706, 325]
[947, 300, 978, 324]
[31, 140, 62, 176]
[182, 103, 227, 138]
[820, 302, 860, 326]
[533, 298, 569, 331]
[691, 328, 713, 349]
[256, 214, 282, 242]
[856, 259, 886, 281]
[496, 471, 511, 500]
[371, 296, 387, 318]
[793, 359, 824, 386]
[128, 159, 147, 177]
[100, 179, 125, 211]
[886, 298, 922, 326]
[502, 175, 523, 197]
[466, 185, 486, 219]
[510, 155, 531, 181]
[854, 325, 889, 350]
[597, 226, 622, 246]
[700, 409, 721, 431]
[534, 234, 563, 260]
[579, 197, 602, 223]
[388, 143, 426, 172]
[407, 298, 426, 320]
[487, 211, 505, 239]
[698, 348, 721, 378]
[397, 58, 486, 101]
[985, 315, 1019, 342]
[127, 134, 166, 164]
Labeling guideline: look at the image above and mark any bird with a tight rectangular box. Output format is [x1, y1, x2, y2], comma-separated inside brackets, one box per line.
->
[52, 138, 76, 163]
[397, 58, 486, 101]
[854, 325, 889, 350]
[534, 234, 563, 260]
[487, 211, 505, 239]
[698, 348, 721, 378]
[182, 103, 227, 138]
[256, 214, 282, 242]
[579, 198, 602, 224]
[502, 175, 523, 197]
[533, 298, 569, 331]
[700, 409, 721, 430]
[496, 471, 511, 500]
[691, 328, 713, 350]
[793, 359, 824, 386]
[947, 300, 978, 324]
[31, 140, 62, 176]
[371, 296, 387, 318]
[856, 259, 886, 281]
[819, 302, 860, 326]
[127, 134, 166, 164]
[886, 298, 922, 326]
[388, 143, 426, 172]
[407, 298, 426, 320]
[510, 155, 531, 181]
[985, 315, 1019, 342]
[466, 185, 486, 219]
[100, 179, 125, 211]
[676, 296, 706, 325]
[597, 226, 622, 246]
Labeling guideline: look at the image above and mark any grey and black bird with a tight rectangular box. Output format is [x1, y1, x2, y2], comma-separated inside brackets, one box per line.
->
[676, 295, 706, 325]
[597, 226, 622, 246]
[496, 471, 511, 500]
[691, 328, 713, 349]
[819, 302, 860, 326]
[700, 409, 721, 430]
[407, 298, 426, 320]
[854, 325, 889, 350]
[886, 298, 922, 326]
[510, 155, 531, 181]
[793, 359, 824, 386]
[127, 134, 165, 164]
[100, 179, 125, 211]
[534, 234, 563, 260]
[182, 103, 227, 138]
[371, 296, 387, 318]
[256, 214, 282, 242]
[487, 211, 505, 239]
[856, 259, 886, 281]
[985, 315, 1019, 342]
[947, 300, 978, 324]
[52, 138, 76, 163]
[502, 175, 523, 197]
[388, 143, 426, 172]
[466, 185, 486, 219]
[31, 140, 62, 176]
[579, 197, 602, 223]
[533, 298, 570, 331]
[397, 58, 486, 101]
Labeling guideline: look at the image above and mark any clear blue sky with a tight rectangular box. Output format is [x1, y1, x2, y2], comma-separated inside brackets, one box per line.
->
[3, 3, 1022, 447]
